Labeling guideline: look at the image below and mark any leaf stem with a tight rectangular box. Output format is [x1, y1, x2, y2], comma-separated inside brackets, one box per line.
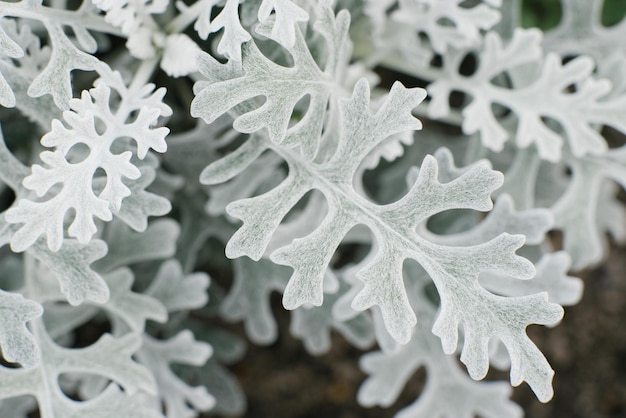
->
[165, 0, 210, 34]
[129, 57, 161, 92]
[0, 2, 123, 37]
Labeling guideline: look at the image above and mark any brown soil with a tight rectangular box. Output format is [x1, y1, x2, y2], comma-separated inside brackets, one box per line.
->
[209, 243, 626, 418]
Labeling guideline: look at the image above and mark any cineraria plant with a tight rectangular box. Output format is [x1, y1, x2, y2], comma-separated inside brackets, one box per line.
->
[0, 0, 622, 416]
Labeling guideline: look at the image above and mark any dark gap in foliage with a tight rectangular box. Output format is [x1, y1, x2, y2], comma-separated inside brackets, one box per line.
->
[46, 0, 82, 11]
[547, 230, 564, 252]
[213, 125, 249, 155]
[602, 0, 626, 26]
[229, 294, 420, 418]
[384, 1, 400, 15]
[157, 75, 197, 134]
[255, 36, 294, 68]
[458, 53, 478, 77]
[332, 233, 371, 270]
[280, 189, 324, 225]
[491, 102, 512, 119]
[92, 30, 125, 59]
[66, 142, 91, 164]
[490, 71, 513, 89]
[435, 17, 455, 28]
[603, 125, 626, 149]
[615, 182, 626, 205]
[70, 69, 99, 99]
[0, 108, 43, 164]
[561, 83, 577, 94]
[68, 316, 112, 349]
[426, 118, 465, 137]
[417, 31, 430, 47]
[93, 115, 107, 136]
[92, 167, 107, 194]
[430, 53, 443, 69]
[0, 356, 22, 369]
[422, 280, 440, 306]
[426, 208, 481, 236]
[458, 0, 483, 8]
[125, 108, 140, 125]
[448, 89, 469, 110]
[195, 236, 234, 284]
[289, 94, 311, 129]
[521, 0, 562, 30]
[361, 153, 400, 205]
[388, 360, 427, 414]
[372, 66, 428, 90]
[58, 372, 111, 401]
[540, 115, 563, 137]
[0, 186, 15, 212]
[561, 55, 579, 67]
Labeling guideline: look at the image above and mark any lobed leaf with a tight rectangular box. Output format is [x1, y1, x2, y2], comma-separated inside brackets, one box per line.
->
[7, 70, 171, 252]
[0, 290, 42, 368]
[191, 7, 353, 159]
[138, 331, 215, 418]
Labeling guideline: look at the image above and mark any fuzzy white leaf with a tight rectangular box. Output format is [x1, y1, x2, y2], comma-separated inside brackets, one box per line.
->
[0, 324, 157, 417]
[257, 0, 309, 47]
[146, 259, 210, 313]
[207, 0, 251, 62]
[0, 290, 42, 368]
[7, 71, 171, 251]
[192, 6, 352, 159]
[429, 28, 626, 161]
[138, 332, 215, 418]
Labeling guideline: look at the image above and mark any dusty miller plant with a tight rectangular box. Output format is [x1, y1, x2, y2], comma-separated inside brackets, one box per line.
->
[0, 0, 622, 416]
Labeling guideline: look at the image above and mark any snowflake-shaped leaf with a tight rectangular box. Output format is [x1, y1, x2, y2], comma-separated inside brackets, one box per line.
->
[6, 71, 171, 252]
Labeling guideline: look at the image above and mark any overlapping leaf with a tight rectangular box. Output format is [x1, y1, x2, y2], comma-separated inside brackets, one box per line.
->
[0, 322, 158, 418]
[6, 70, 172, 252]
[359, 293, 523, 418]
[196, 71, 562, 399]
[191, 5, 353, 159]
[137, 332, 214, 418]
[551, 147, 626, 269]
[0, 290, 42, 368]
[428, 28, 626, 161]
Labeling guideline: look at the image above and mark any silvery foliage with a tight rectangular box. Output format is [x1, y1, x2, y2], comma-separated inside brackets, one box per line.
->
[0, 0, 621, 416]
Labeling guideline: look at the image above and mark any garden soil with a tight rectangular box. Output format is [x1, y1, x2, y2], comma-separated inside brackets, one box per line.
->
[210, 242, 626, 418]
